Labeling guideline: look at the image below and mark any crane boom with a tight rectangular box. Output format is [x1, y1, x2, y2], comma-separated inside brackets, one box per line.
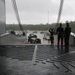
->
[57, 0, 64, 23]
[55, 0, 64, 29]
[12, 0, 23, 32]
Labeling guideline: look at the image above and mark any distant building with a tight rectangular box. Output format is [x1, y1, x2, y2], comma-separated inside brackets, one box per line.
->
[0, 0, 6, 35]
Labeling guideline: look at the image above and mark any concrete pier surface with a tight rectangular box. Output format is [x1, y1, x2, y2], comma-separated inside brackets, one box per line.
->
[0, 33, 75, 75]
[0, 45, 75, 75]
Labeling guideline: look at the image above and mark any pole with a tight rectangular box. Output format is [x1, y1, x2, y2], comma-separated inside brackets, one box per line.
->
[48, 11, 49, 24]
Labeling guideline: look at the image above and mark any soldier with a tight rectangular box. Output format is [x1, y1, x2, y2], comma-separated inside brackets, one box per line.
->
[64, 22, 71, 51]
[57, 23, 64, 47]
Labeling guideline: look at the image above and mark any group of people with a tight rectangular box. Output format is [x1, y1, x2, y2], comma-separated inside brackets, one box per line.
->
[49, 22, 71, 51]
[57, 22, 71, 48]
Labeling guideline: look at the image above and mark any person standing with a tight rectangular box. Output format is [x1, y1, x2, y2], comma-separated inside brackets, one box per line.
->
[49, 28, 54, 44]
[57, 23, 64, 47]
[64, 22, 71, 50]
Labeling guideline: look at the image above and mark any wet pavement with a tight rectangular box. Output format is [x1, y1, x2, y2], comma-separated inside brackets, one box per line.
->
[0, 33, 75, 75]
[0, 45, 75, 75]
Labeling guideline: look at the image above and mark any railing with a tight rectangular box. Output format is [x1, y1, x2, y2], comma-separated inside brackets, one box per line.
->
[71, 32, 75, 37]
[0, 33, 9, 37]
[70, 32, 75, 46]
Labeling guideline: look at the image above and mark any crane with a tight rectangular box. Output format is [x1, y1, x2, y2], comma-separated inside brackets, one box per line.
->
[55, 0, 64, 30]
[11, 0, 25, 36]
[12, 0, 64, 35]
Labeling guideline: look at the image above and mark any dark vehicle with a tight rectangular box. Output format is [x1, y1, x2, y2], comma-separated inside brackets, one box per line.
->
[10, 30, 16, 35]
[35, 38, 41, 44]
[28, 34, 41, 44]
[28, 34, 37, 43]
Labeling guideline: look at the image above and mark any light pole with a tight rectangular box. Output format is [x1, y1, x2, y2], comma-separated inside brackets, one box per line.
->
[48, 11, 49, 24]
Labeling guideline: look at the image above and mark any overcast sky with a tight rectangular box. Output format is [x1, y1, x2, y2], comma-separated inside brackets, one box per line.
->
[6, 0, 75, 24]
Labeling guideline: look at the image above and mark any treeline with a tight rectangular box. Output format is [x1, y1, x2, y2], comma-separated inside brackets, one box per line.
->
[6, 21, 75, 33]
[6, 23, 56, 31]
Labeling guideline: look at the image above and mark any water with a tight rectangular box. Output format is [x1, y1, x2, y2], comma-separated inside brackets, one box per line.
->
[27, 30, 49, 44]
[6, 30, 57, 45]
[26, 30, 57, 45]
